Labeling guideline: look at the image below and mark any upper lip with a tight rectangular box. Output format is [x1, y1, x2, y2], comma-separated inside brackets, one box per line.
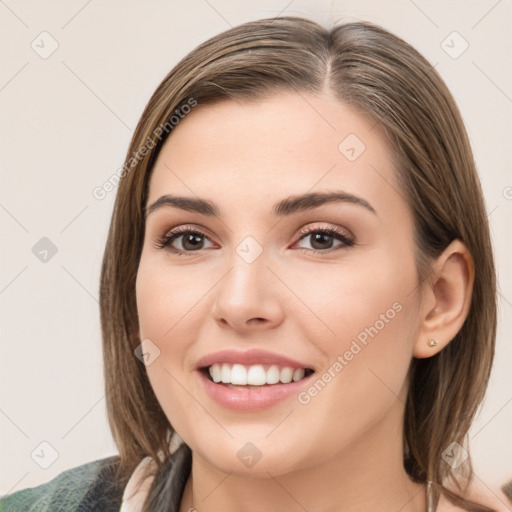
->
[196, 348, 313, 370]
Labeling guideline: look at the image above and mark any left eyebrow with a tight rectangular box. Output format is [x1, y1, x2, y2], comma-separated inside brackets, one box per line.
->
[143, 190, 377, 220]
[273, 191, 377, 217]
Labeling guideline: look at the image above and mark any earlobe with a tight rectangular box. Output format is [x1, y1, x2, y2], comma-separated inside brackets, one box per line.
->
[413, 239, 475, 359]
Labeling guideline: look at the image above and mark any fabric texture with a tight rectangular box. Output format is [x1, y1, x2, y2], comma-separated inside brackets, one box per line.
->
[0, 455, 124, 512]
[0, 444, 191, 512]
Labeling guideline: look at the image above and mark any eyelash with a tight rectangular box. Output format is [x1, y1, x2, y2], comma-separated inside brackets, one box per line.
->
[155, 226, 355, 256]
[153, 225, 355, 256]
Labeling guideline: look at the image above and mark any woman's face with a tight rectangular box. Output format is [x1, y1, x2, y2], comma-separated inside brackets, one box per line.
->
[136, 91, 423, 476]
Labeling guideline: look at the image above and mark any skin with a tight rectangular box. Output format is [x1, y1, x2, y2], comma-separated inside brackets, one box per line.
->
[135, 91, 475, 512]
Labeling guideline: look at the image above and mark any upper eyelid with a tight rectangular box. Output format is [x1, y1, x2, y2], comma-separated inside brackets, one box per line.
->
[163, 223, 350, 236]
[164, 224, 214, 241]
[296, 224, 353, 238]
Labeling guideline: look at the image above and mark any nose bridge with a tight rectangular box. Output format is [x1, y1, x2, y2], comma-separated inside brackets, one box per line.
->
[212, 235, 284, 328]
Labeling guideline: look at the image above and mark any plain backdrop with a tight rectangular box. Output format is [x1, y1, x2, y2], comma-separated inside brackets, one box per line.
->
[1, 0, 511, 495]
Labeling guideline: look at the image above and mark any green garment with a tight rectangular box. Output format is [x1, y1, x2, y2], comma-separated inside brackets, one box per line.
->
[0, 456, 124, 512]
[0, 443, 191, 512]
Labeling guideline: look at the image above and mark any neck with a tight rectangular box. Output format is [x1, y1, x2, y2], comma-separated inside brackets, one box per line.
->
[181, 463, 425, 512]
[178, 400, 426, 512]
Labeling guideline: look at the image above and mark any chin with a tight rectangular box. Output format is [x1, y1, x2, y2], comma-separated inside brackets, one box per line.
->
[187, 432, 313, 478]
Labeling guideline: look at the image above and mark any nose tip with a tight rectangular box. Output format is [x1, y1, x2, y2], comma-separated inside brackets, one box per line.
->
[211, 262, 284, 331]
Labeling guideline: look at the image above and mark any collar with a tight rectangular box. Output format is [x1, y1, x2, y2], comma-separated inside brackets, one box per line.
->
[120, 456, 158, 512]
[119, 441, 191, 512]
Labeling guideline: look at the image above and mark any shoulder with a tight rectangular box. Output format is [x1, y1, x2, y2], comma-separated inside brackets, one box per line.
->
[0, 455, 123, 512]
[437, 475, 512, 512]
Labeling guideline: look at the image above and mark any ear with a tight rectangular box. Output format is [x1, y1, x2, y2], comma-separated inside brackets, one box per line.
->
[413, 239, 475, 359]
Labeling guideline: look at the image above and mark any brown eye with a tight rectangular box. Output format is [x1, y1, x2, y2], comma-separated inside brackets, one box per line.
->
[154, 227, 214, 253]
[294, 227, 354, 253]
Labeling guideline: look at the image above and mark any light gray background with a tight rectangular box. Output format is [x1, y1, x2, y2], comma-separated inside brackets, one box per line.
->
[1, 0, 511, 495]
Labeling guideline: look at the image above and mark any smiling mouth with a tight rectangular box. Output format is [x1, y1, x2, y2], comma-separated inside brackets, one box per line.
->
[202, 363, 315, 387]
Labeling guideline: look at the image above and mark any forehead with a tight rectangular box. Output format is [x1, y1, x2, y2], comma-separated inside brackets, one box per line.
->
[147, 92, 404, 219]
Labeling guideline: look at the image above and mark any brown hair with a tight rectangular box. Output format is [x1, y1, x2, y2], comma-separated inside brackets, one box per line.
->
[99, 16, 497, 511]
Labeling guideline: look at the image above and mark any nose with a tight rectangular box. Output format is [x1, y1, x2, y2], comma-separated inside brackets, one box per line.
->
[211, 251, 285, 332]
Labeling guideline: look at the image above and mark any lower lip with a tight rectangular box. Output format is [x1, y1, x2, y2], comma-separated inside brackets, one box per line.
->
[198, 370, 313, 411]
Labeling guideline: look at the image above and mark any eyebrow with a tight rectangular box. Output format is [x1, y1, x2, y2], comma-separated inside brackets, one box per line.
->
[143, 190, 377, 220]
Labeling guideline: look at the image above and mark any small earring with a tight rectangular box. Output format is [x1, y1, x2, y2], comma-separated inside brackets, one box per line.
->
[434, 307, 439, 313]
[428, 338, 438, 347]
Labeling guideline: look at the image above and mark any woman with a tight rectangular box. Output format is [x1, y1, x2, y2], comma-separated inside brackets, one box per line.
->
[1, 15, 511, 512]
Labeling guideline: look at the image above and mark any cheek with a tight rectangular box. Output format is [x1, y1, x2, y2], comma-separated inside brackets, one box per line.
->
[286, 244, 418, 355]
[291, 251, 419, 440]
[135, 255, 217, 438]
[292, 243, 415, 365]
[135, 254, 206, 342]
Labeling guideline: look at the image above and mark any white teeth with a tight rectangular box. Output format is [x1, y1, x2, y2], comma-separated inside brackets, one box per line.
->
[221, 364, 231, 384]
[279, 367, 294, 384]
[292, 368, 305, 382]
[210, 363, 221, 383]
[247, 365, 267, 385]
[231, 364, 247, 385]
[266, 365, 280, 384]
[208, 363, 310, 386]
